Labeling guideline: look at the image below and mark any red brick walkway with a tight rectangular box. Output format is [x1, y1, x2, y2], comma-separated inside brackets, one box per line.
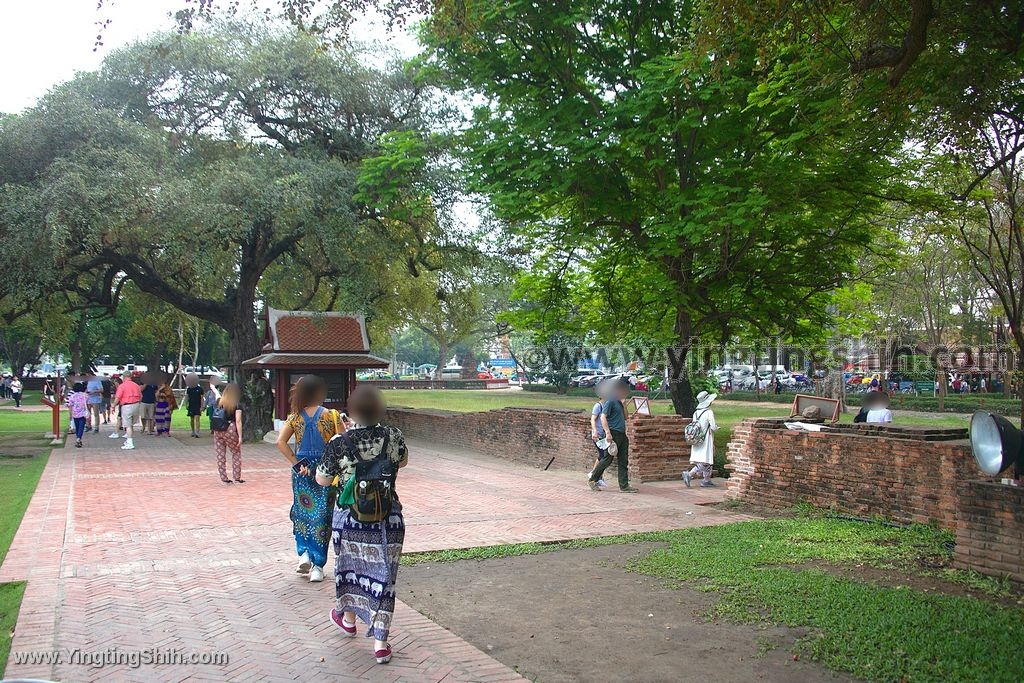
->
[2, 430, 753, 682]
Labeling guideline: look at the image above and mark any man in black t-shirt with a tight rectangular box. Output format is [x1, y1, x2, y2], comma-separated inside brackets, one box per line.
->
[101, 378, 114, 423]
[140, 383, 158, 434]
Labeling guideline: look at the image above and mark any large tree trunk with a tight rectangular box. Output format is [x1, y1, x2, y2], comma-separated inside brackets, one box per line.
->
[668, 309, 697, 415]
[436, 341, 448, 389]
[1017, 346, 1024, 426]
[669, 370, 695, 415]
[69, 313, 86, 375]
[227, 301, 272, 442]
[145, 347, 164, 374]
[936, 368, 946, 411]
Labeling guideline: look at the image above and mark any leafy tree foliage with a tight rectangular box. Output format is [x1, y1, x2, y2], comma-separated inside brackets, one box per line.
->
[420, 0, 904, 413]
[0, 24, 458, 437]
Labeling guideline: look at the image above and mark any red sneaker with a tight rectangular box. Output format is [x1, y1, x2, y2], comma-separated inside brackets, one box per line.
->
[375, 643, 392, 664]
[329, 608, 356, 636]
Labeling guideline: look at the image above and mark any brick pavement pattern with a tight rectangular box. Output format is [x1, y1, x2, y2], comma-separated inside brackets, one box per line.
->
[2, 428, 752, 682]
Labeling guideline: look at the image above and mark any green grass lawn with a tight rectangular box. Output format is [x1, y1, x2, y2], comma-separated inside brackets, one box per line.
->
[382, 388, 975, 426]
[630, 518, 1024, 683]
[0, 446, 50, 677]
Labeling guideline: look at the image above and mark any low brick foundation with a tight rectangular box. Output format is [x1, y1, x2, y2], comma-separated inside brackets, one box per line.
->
[725, 418, 974, 528]
[385, 407, 692, 482]
[954, 480, 1024, 582]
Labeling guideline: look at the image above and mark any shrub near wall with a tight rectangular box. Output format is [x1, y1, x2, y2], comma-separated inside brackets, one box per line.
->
[385, 407, 692, 482]
[725, 418, 975, 529]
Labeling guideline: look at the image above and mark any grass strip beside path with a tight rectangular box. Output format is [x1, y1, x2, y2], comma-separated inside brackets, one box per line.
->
[0, 448, 50, 677]
[630, 518, 1023, 683]
[402, 530, 681, 566]
[404, 517, 1024, 683]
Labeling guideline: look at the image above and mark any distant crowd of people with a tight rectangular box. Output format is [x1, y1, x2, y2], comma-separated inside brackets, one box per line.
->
[946, 373, 1019, 396]
[59, 373, 227, 450]
[0, 374, 24, 406]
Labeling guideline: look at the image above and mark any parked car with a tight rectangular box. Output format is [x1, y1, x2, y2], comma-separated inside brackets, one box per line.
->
[569, 369, 603, 387]
[578, 373, 616, 388]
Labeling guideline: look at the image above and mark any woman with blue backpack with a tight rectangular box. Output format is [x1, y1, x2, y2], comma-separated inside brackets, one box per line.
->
[275, 374, 344, 583]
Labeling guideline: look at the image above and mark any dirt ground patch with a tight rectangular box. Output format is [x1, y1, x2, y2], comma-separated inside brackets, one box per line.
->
[399, 543, 859, 683]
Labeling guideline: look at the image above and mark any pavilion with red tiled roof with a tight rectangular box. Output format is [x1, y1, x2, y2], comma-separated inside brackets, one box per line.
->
[243, 308, 389, 419]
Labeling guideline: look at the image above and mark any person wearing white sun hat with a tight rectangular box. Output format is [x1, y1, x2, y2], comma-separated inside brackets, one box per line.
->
[683, 390, 718, 488]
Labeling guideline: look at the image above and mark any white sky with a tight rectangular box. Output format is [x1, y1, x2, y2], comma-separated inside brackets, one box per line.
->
[0, 0, 419, 114]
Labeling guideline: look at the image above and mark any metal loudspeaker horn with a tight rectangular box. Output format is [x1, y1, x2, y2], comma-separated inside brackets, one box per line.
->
[969, 410, 1024, 479]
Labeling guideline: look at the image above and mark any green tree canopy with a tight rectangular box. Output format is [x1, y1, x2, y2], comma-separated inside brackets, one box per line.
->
[0, 23, 459, 436]
[420, 0, 906, 413]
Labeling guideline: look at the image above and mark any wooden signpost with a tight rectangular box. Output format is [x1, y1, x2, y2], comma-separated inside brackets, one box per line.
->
[790, 394, 840, 422]
[629, 396, 651, 416]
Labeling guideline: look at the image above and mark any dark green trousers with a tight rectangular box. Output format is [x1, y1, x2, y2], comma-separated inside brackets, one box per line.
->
[590, 429, 629, 489]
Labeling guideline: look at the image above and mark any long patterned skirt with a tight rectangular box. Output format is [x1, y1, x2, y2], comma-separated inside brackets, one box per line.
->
[332, 506, 405, 642]
[155, 401, 172, 435]
[291, 469, 333, 569]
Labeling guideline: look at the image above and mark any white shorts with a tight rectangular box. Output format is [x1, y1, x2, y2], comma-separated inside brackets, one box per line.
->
[121, 402, 141, 426]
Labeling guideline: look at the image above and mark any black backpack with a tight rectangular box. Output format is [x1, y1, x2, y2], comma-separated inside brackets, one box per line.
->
[342, 431, 395, 524]
[210, 406, 231, 432]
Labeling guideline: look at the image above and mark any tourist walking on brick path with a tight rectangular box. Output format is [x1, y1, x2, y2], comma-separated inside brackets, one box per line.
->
[110, 376, 125, 436]
[276, 375, 344, 583]
[155, 384, 178, 435]
[112, 376, 142, 450]
[589, 377, 636, 493]
[86, 376, 104, 432]
[204, 378, 222, 432]
[683, 391, 719, 488]
[211, 382, 244, 483]
[10, 376, 23, 407]
[140, 381, 158, 434]
[317, 385, 407, 665]
[587, 381, 610, 488]
[101, 375, 114, 423]
[67, 381, 90, 448]
[184, 374, 204, 438]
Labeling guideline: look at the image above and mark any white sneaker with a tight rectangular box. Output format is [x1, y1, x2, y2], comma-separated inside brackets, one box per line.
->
[108, 432, 121, 439]
[296, 552, 311, 574]
[309, 566, 324, 582]
[121, 440, 134, 450]
[598, 479, 607, 487]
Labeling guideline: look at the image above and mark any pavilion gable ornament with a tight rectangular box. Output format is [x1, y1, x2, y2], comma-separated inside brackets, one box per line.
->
[265, 308, 372, 353]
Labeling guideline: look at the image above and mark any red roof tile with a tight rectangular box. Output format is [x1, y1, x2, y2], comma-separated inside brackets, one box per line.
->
[266, 309, 370, 352]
